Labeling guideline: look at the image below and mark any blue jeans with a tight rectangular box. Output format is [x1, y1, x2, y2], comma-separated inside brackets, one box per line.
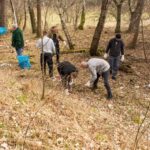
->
[109, 56, 120, 78]
[16, 48, 23, 56]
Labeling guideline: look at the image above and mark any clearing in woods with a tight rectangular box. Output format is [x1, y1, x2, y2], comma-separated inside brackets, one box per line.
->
[0, 27, 150, 149]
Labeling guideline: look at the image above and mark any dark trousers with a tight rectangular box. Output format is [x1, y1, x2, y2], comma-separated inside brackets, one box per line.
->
[40, 53, 53, 77]
[56, 49, 60, 63]
[93, 70, 112, 96]
[109, 56, 120, 77]
[57, 68, 72, 90]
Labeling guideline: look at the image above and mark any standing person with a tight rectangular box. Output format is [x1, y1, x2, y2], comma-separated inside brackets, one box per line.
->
[104, 33, 125, 80]
[11, 24, 24, 56]
[81, 58, 113, 100]
[49, 26, 67, 63]
[36, 31, 56, 78]
[57, 61, 78, 95]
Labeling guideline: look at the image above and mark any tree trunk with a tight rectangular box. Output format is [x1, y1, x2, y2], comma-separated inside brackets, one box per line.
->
[0, 0, 6, 26]
[115, 4, 122, 33]
[128, 0, 145, 33]
[28, 0, 37, 33]
[36, 0, 42, 37]
[23, 0, 27, 31]
[59, 12, 74, 50]
[90, 0, 110, 56]
[78, 0, 86, 30]
[129, 0, 145, 48]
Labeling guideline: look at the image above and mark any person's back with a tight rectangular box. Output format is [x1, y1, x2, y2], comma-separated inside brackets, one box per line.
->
[58, 61, 77, 75]
[36, 35, 55, 54]
[88, 58, 110, 74]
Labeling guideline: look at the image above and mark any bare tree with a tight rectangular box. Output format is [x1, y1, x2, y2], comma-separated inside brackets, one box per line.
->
[113, 0, 125, 33]
[78, 0, 86, 30]
[90, 0, 110, 56]
[129, 0, 145, 48]
[128, 0, 144, 33]
[36, 0, 42, 37]
[0, 0, 6, 26]
[28, 0, 37, 33]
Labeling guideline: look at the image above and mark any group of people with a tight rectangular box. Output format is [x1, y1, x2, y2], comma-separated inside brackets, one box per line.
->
[11, 24, 125, 100]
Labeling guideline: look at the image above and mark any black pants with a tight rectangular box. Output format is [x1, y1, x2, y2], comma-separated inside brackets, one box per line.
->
[93, 70, 112, 96]
[40, 53, 53, 77]
[56, 49, 60, 63]
[57, 68, 72, 90]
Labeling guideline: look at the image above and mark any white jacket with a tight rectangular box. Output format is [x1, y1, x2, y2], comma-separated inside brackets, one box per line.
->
[36, 36, 56, 54]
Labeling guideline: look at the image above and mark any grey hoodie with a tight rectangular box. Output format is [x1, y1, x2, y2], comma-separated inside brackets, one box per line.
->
[87, 58, 110, 85]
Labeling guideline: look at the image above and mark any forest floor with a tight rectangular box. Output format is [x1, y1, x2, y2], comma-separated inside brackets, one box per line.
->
[0, 27, 150, 150]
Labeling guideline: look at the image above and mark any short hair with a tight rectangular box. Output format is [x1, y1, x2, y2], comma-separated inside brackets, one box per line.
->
[12, 23, 18, 28]
[116, 33, 121, 39]
[43, 30, 47, 35]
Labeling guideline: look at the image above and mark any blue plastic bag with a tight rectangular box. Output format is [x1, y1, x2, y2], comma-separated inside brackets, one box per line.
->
[0, 27, 7, 35]
[17, 55, 31, 69]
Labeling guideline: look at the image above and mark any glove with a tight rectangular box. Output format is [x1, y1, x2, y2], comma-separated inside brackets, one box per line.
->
[65, 89, 70, 95]
[121, 55, 125, 62]
[85, 81, 92, 88]
[63, 41, 67, 46]
[104, 53, 108, 59]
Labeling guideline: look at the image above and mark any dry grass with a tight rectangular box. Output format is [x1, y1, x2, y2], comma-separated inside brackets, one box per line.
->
[0, 26, 150, 150]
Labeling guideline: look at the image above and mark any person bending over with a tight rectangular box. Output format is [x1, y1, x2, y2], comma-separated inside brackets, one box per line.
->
[81, 58, 113, 100]
[57, 61, 78, 94]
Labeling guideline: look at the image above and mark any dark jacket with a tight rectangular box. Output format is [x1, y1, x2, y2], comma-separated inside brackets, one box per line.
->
[57, 61, 78, 76]
[12, 28, 24, 49]
[106, 38, 124, 57]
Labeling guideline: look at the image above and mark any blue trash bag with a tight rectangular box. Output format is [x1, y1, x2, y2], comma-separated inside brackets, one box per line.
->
[0, 27, 7, 35]
[17, 55, 31, 69]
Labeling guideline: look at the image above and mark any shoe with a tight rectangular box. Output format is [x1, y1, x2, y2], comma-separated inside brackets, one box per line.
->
[112, 76, 116, 80]
[107, 93, 113, 100]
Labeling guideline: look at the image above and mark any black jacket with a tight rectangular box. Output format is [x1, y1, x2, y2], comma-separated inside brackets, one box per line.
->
[57, 61, 78, 76]
[106, 38, 124, 57]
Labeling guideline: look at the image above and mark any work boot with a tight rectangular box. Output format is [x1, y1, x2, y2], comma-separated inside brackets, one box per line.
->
[112, 76, 116, 81]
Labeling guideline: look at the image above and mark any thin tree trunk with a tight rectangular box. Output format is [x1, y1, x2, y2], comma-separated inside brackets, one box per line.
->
[28, 0, 37, 33]
[115, 4, 122, 33]
[78, 0, 86, 30]
[0, 0, 6, 26]
[23, 0, 27, 31]
[59, 12, 74, 50]
[36, 0, 42, 37]
[90, 0, 110, 56]
[10, 0, 18, 26]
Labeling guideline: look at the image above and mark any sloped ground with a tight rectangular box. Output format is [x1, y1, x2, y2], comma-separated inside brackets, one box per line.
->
[0, 28, 150, 150]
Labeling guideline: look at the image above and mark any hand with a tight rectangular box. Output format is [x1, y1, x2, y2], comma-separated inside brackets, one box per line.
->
[121, 55, 125, 62]
[85, 81, 91, 87]
[104, 53, 108, 59]
[63, 41, 67, 46]
[65, 89, 70, 95]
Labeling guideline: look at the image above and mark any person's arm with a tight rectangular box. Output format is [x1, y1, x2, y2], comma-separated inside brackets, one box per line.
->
[121, 41, 124, 55]
[104, 40, 111, 59]
[36, 39, 42, 49]
[89, 65, 97, 87]
[58, 35, 64, 41]
[51, 40, 56, 54]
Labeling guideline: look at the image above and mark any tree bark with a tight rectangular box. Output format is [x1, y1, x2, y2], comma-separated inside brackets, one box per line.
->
[0, 0, 6, 26]
[90, 0, 110, 56]
[129, 0, 145, 48]
[28, 0, 37, 33]
[23, 0, 27, 31]
[128, 0, 145, 33]
[78, 0, 86, 30]
[115, 4, 122, 33]
[36, 0, 42, 37]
